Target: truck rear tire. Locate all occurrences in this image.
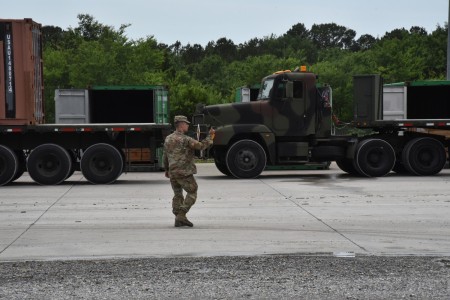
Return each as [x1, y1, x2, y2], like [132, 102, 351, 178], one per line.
[27, 144, 73, 185]
[336, 158, 359, 175]
[0, 145, 18, 186]
[80, 143, 123, 184]
[226, 140, 266, 179]
[354, 138, 395, 177]
[402, 137, 446, 176]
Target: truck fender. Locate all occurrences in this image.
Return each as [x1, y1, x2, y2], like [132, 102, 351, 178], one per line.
[214, 124, 276, 164]
[345, 137, 359, 159]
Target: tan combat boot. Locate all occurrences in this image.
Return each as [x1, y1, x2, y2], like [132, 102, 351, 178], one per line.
[175, 211, 193, 227]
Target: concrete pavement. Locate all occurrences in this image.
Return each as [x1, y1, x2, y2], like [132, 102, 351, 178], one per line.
[1, 163, 450, 261]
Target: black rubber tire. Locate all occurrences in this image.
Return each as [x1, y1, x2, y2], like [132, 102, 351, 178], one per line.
[65, 150, 78, 180]
[402, 137, 446, 176]
[353, 138, 395, 177]
[11, 150, 26, 182]
[392, 160, 409, 174]
[214, 159, 232, 176]
[226, 140, 266, 179]
[335, 157, 359, 175]
[0, 145, 18, 186]
[80, 143, 124, 184]
[213, 148, 232, 176]
[27, 144, 72, 185]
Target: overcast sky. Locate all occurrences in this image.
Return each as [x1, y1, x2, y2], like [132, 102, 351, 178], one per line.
[4, 0, 449, 46]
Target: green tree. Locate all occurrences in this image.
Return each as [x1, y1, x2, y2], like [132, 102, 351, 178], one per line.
[355, 34, 377, 51]
[180, 43, 205, 65]
[310, 23, 356, 49]
[192, 55, 226, 88]
[285, 23, 309, 39]
[238, 37, 262, 59]
[42, 26, 65, 49]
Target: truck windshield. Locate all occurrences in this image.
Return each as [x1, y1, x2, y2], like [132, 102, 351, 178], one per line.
[258, 79, 274, 100]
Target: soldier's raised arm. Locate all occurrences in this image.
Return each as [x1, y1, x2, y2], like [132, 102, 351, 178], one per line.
[189, 128, 215, 150]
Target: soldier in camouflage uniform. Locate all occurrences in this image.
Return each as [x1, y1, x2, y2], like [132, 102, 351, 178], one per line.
[163, 115, 215, 227]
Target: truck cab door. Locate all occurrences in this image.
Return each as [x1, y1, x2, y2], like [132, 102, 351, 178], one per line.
[271, 80, 313, 136]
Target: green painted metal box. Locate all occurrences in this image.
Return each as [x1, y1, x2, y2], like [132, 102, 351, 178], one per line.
[55, 85, 169, 124]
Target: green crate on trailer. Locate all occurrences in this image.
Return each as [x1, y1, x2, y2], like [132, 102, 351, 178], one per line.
[235, 84, 261, 103]
[154, 88, 169, 124]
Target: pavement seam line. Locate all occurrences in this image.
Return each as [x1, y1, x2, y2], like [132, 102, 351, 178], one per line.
[259, 179, 368, 253]
[0, 184, 76, 256]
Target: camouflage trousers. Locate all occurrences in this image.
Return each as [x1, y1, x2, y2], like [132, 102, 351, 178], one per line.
[170, 175, 198, 215]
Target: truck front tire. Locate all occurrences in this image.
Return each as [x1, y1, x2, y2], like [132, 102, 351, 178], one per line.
[213, 147, 232, 176]
[226, 140, 266, 179]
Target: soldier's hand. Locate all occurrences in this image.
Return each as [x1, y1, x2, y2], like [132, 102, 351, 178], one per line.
[209, 128, 215, 140]
[165, 170, 169, 178]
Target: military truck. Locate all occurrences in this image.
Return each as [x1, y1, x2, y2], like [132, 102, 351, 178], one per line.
[193, 68, 450, 178]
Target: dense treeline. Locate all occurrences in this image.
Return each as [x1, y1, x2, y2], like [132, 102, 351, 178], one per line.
[42, 14, 448, 122]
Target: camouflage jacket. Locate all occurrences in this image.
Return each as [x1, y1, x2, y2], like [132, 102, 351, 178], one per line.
[163, 131, 213, 178]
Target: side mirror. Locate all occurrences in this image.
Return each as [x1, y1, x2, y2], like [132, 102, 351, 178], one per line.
[285, 81, 293, 99]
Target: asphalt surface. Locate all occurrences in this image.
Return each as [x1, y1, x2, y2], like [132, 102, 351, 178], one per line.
[1, 163, 450, 298]
[1, 256, 450, 299]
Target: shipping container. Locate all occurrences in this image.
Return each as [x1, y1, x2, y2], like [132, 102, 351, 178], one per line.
[235, 85, 260, 103]
[89, 85, 169, 124]
[383, 81, 450, 120]
[55, 86, 169, 124]
[0, 18, 44, 125]
[55, 89, 89, 123]
[383, 81, 450, 142]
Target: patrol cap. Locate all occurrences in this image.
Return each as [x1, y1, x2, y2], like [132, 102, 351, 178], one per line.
[174, 115, 190, 124]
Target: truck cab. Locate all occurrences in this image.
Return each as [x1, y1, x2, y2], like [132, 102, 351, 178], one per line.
[193, 68, 335, 178]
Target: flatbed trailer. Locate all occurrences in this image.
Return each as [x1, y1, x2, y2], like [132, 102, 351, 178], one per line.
[356, 119, 450, 131]
[0, 123, 171, 185]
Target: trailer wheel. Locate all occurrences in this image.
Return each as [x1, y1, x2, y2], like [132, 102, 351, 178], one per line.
[65, 150, 78, 180]
[402, 137, 446, 176]
[11, 150, 27, 182]
[226, 140, 266, 179]
[0, 145, 18, 186]
[354, 138, 395, 177]
[80, 143, 123, 184]
[27, 144, 72, 185]
[336, 158, 359, 175]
